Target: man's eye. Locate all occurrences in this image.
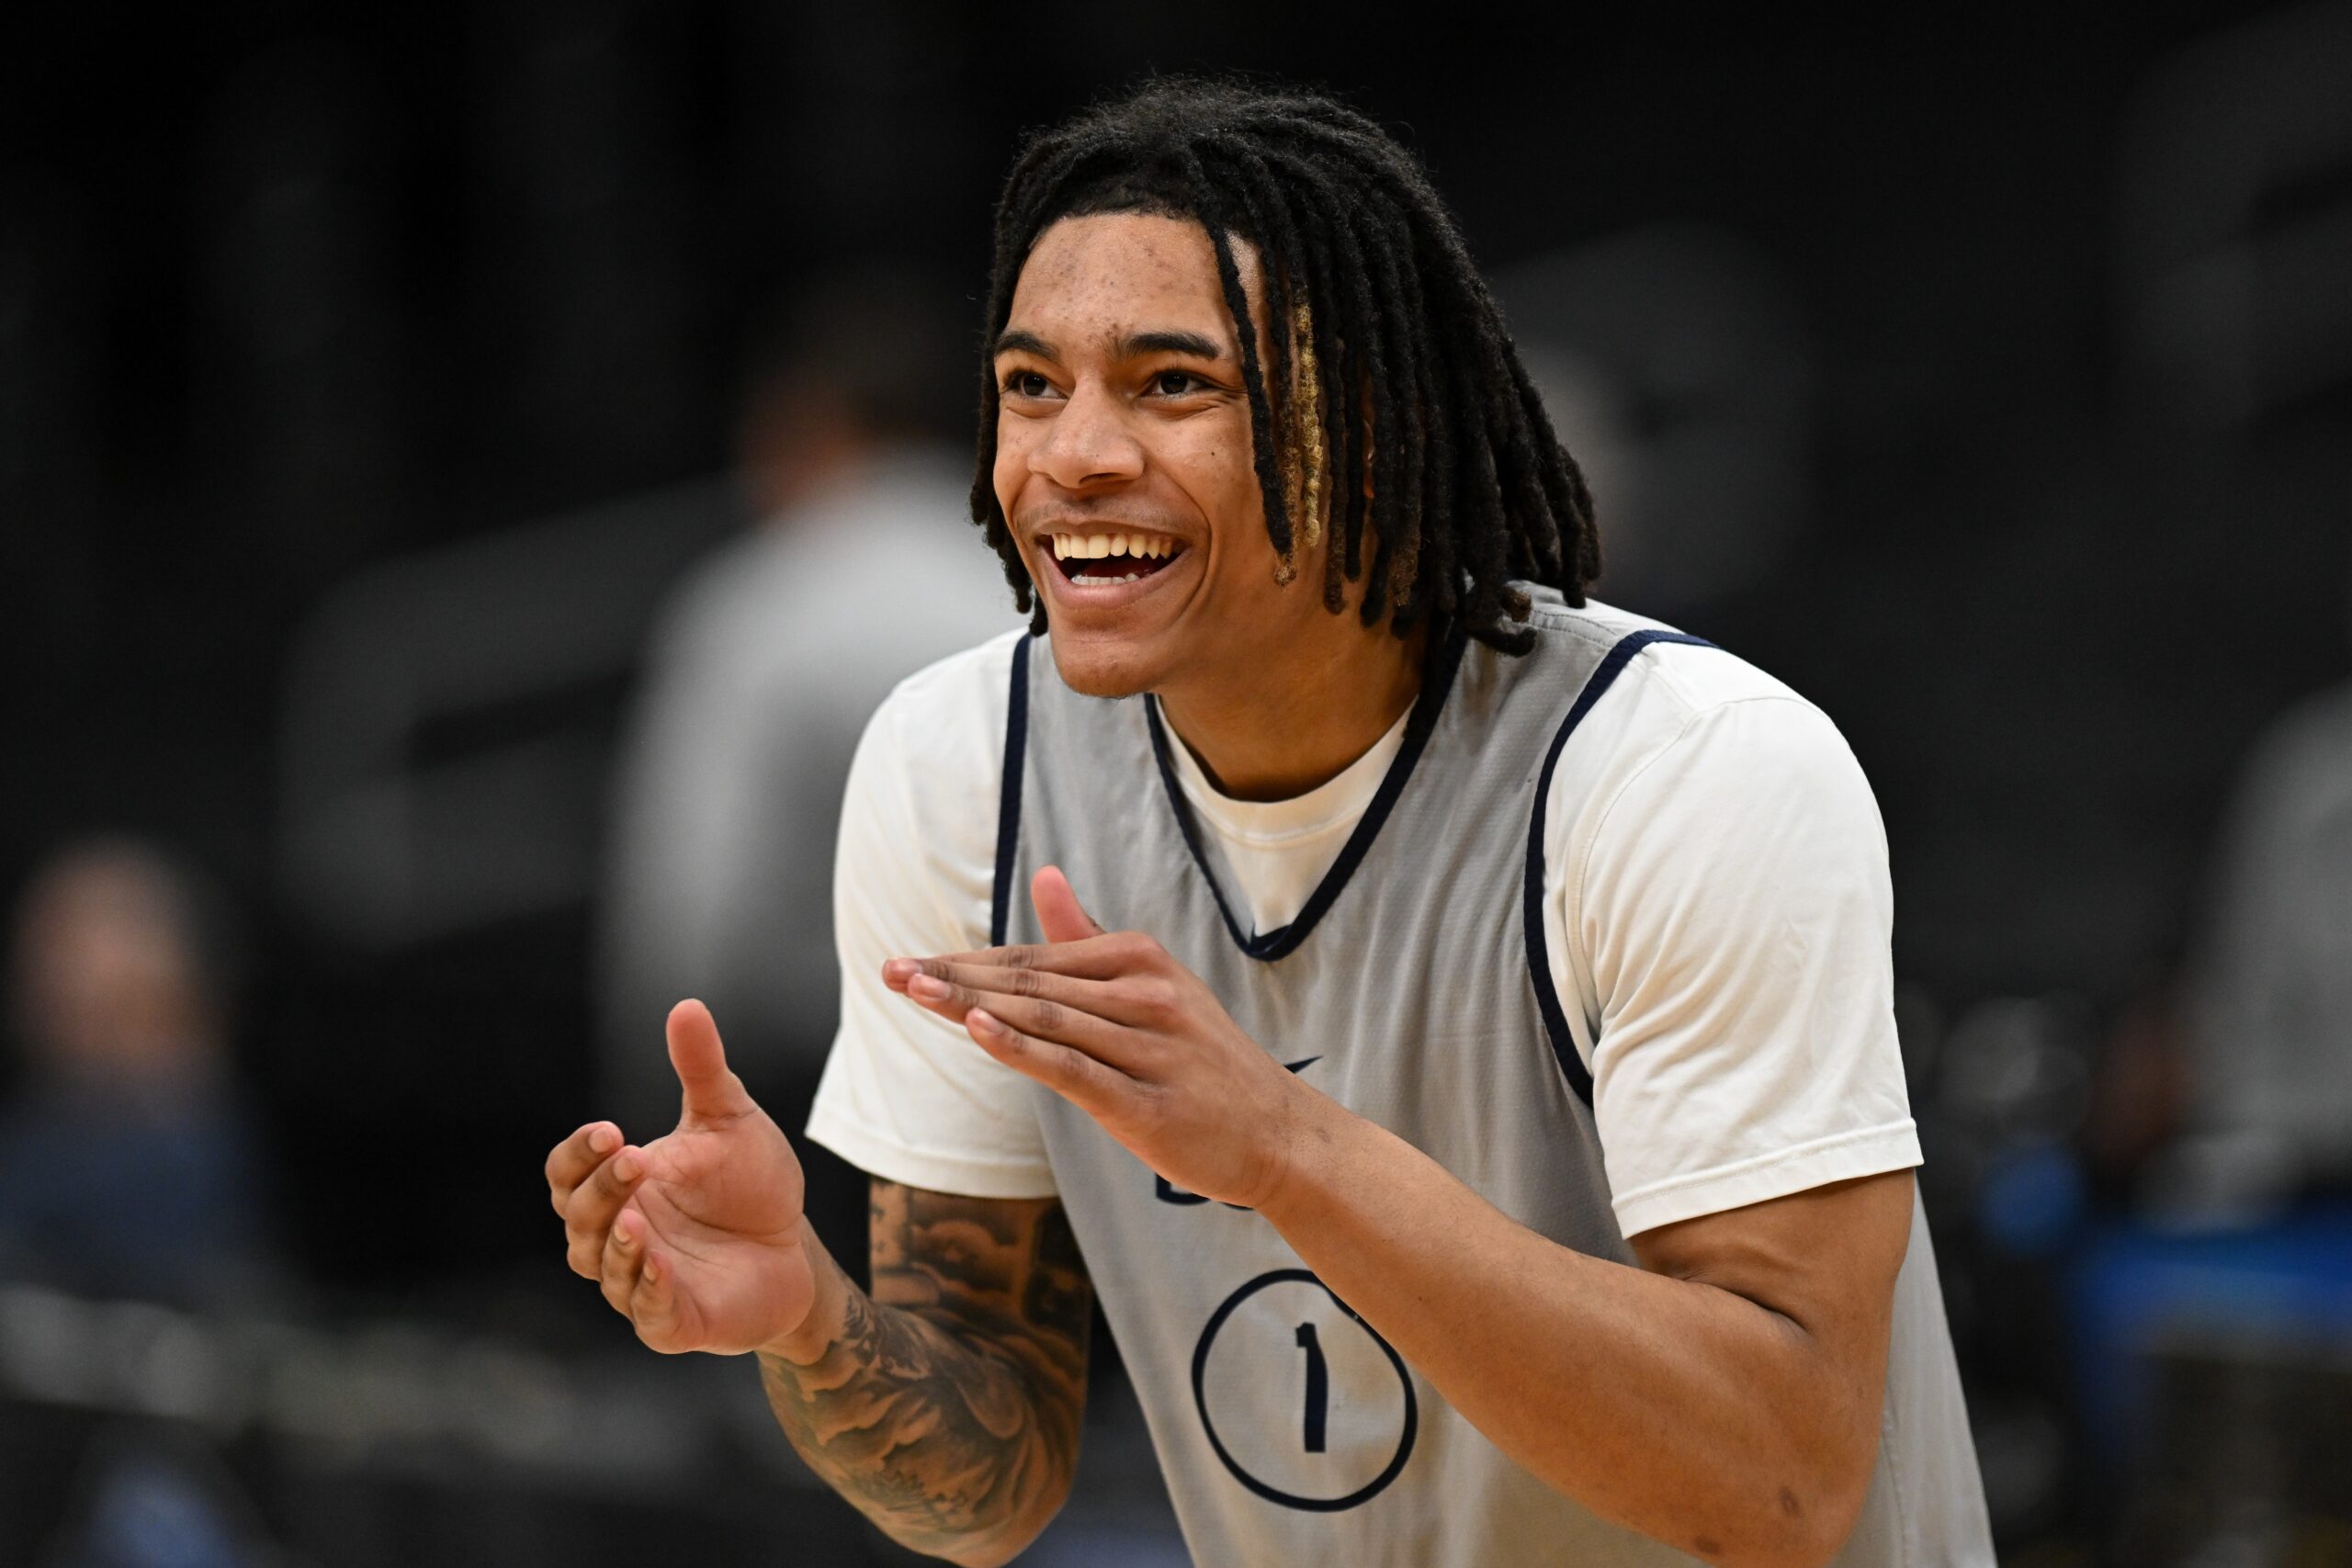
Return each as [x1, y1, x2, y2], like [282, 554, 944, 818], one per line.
[1004, 371, 1052, 398]
[1152, 370, 1203, 396]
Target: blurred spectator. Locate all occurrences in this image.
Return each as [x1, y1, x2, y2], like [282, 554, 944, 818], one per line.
[38, 1430, 284, 1568]
[596, 268, 1018, 1182]
[2153, 581, 2352, 1224]
[2063, 568, 2352, 1559]
[0, 839, 271, 1309]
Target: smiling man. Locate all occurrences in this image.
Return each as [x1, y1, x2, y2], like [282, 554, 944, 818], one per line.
[546, 80, 1992, 1567]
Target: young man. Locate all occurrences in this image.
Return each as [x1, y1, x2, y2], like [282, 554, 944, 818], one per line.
[546, 80, 1993, 1567]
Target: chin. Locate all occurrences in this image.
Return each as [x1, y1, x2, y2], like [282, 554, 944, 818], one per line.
[1045, 631, 1162, 699]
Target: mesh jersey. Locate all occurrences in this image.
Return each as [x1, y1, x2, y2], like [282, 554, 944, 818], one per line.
[999, 587, 1992, 1566]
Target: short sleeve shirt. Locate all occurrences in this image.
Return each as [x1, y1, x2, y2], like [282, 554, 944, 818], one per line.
[808, 614, 1919, 1236]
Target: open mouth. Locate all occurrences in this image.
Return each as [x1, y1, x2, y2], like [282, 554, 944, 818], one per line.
[1046, 531, 1186, 587]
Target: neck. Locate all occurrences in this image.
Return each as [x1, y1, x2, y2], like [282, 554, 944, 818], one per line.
[1157, 622, 1430, 802]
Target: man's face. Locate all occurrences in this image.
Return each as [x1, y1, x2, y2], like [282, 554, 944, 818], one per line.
[993, 211, 1329, 699]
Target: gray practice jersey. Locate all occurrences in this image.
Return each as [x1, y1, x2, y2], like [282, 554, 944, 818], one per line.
[998, 587, 1992, 1566]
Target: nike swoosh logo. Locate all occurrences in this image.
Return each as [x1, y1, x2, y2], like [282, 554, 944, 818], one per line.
[1283, 1055, 1321, 1075]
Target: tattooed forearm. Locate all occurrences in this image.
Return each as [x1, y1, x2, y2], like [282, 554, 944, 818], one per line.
[758, 1182, 1091, 1565]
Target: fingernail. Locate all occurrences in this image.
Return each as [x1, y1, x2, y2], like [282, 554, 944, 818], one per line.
[616, 1219, 638, 1249]
[968, 1009, 1004, 1036]
[590, 1126, 618, 1155]
[882, 958, 917, 984]
[613, 1154, 639, 1183]
[910, 974, 952, 1001]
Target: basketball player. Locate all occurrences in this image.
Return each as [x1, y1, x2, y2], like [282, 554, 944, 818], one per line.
[547, 80, 1993, 1566]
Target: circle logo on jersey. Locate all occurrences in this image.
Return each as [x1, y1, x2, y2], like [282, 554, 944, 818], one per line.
[1190, 1269, 1419, 1512]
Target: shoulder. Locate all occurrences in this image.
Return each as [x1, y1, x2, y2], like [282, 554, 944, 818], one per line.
[639, 530, 798, 665]
[1530, 599, 1885, 946]
[1524, 592, 1856, 797]
[2229, 683, 2352, 817]
[845, 629, 1029, 872]
[863, 627, 1027, 766]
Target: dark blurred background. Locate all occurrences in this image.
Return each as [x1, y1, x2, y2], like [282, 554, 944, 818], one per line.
[4, 3, 2350, 1564]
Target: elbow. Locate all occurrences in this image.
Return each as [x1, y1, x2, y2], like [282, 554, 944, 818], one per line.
[935, 1500, 1071, 1568]
[944, 1536, 1034, 1568]
[942, 1546, 1021, 1568]
[942, 1535, 1045, 1568]
[1708, 1469, 1873, 1568]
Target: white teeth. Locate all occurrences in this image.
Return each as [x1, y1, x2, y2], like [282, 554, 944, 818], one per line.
[1046, 532, 1183, 568]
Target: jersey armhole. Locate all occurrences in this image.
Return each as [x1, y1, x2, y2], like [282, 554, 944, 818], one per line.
[989, 633, 1033, 946]
[1522, 628, 1716, 1109]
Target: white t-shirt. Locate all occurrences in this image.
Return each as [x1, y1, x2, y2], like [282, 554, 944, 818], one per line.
[808, 615, 1919, 1237]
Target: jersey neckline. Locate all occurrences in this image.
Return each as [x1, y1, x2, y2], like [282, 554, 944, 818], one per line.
[1142, 630, 1469, 963]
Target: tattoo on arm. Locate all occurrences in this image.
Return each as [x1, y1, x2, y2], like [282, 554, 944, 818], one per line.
[759, 1181, 1091, 1560]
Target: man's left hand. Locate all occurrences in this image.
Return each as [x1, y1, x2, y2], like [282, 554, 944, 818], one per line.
[883, 865, 1321, 1211]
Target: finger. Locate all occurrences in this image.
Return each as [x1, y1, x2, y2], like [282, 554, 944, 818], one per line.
[1032, 864, 1104, 944]
[897, 970, 1146, 1063]
[898, 959, 1138, 1020]
[906, 959, 1160, 1027]
[547, 1121, 624, 1213]
[563, 1145, 650, 1276]
[629, 1244, 684, 1350]
[599, 1203, 650, 1315]
[668, 998, 755, 1126]
[966, 1007, 1135, 1118]
[886, 930, 1152, 986]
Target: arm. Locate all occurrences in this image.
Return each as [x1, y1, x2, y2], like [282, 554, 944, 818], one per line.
[891, 865, 1907, 1568]
[1256, 1100, 1906, 1568]
[759, 1181, 1091, 1568]
[546, 1003, 1088, 1568]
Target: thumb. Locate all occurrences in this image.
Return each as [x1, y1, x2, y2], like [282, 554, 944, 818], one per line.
[1031, 864, 1104, 945]
[667, 998, 754, 1125]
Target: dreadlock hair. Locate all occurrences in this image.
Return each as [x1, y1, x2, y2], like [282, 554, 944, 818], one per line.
[969, 76, 1602, 657]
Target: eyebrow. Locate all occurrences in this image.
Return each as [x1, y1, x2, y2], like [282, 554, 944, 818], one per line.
[1116, 329, 1227, 361]
[990, 327, 1230, 362]
[992, 328, 1057, 360]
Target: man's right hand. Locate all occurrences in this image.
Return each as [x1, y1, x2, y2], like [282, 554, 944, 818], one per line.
[546, 998, 817, 1354]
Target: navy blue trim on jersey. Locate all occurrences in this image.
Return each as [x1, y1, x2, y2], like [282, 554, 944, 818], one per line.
[1143, 631, 1468, 963]
[989, 634, 1034, 947]
[1524, 629, 1716, 1106]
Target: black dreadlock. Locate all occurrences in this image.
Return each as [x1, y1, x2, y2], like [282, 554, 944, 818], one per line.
[969, 77, 1602, 656]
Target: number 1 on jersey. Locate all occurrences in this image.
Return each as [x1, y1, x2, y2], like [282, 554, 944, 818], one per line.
[1294, 1322, 1329, 1453]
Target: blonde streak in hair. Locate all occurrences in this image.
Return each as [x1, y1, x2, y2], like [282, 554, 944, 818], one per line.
[1290, 299, 1328, 555]
[1273, 383, 1304, 588]
[1385, 515, 1423, 614]
[1270, 297, 1321, 589]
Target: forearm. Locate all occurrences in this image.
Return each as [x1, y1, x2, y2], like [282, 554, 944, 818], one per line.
[758, 1205, 1085, 1567]
[1259, 1101, 1884, 1568]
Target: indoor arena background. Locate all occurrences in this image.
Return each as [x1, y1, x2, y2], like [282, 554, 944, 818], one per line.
[2, 5, 2348, 1564]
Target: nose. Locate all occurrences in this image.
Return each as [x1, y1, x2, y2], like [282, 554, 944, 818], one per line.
[1030, 378, 1145, 491]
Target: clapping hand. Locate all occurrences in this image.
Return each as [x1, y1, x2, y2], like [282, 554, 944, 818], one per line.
[545, 1001, 817, 1354]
